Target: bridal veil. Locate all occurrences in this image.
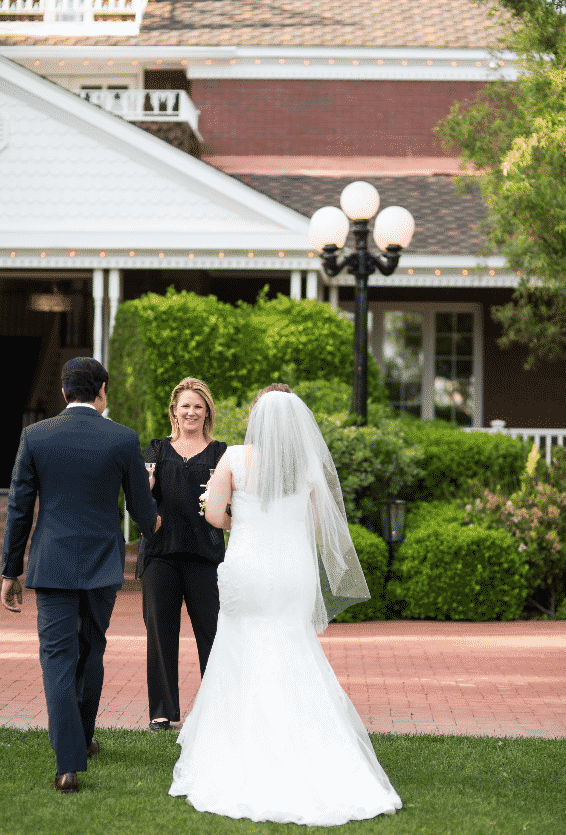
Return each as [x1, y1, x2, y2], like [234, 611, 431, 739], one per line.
[244, 390, 370, 633]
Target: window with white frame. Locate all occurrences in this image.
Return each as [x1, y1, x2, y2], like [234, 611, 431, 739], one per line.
[372, 302, 483, 427]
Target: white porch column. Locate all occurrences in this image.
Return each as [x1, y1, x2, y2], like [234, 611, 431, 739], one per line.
[108, 269, 122, 341]
[290, 270, 302, 300]
[306, 270, 318, 301]
[92, 269, 104, 364]
[104, 268, 122, 369]
[329, 286, 339, 310]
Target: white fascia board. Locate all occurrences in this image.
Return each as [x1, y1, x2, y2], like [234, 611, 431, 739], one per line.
[0, 55, 310, 236]
[323, 253, 519, 287]
[0, 45, 520, 82]
[0, 22, 141, 36]
[0, 231, 311, 250]
[0, 252, 317, 270]
[401, 255, 508, 269]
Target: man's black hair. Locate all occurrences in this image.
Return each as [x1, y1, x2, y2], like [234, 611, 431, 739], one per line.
[61, 357, 109, 404]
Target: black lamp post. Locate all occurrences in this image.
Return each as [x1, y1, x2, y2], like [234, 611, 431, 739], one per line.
[309, 182, 415, 425]
[377, 456, 408, 570]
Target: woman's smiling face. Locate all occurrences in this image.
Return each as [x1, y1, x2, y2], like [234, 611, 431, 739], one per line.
[174, 389, 207, 437]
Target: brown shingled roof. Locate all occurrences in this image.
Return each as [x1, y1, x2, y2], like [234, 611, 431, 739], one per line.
[231, 174, 488, 256]
[0, 0, 510, 48]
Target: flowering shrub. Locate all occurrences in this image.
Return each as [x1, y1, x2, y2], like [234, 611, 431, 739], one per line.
[464, 446, 566, 616]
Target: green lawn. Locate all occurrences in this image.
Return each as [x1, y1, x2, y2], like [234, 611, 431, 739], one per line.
[0, 728, 564, 835]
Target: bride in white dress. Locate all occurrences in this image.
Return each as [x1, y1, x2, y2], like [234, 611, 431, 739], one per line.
[169, 386, 402, 825]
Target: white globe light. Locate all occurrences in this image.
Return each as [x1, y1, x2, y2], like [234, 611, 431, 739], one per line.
[340, 181, 380, 220]
[373, 206, 415, 250]
[308, 206, 350, 251]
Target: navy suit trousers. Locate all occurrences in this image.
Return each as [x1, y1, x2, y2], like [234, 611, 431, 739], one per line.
[35, 586, 116, 775]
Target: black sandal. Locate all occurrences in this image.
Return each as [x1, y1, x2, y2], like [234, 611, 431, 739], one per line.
[149, 719, 170, 731]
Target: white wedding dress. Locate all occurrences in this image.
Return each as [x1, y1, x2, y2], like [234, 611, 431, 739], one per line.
[169, 445, 402, 825]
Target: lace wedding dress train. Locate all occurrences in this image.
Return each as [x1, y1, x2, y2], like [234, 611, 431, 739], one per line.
[169, 445, 402, 826]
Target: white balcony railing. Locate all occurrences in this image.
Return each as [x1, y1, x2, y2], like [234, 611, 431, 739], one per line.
[0, 0, 147, 31]
[74, 89, 202, 139]
[464, 421, 566, 467]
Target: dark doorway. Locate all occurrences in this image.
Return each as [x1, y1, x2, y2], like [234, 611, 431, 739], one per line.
[1, 335, 42, 488]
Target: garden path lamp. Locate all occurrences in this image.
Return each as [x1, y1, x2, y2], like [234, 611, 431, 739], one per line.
[377, 456, 408, 568]
[309, 181, 415, 425]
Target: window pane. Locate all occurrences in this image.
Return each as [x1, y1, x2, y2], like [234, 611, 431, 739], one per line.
[434, 312, 474, 426]
[456, 313, 473, 332]
[436, 313, 453, 334]
[435, 335, 453, 356]
[435, 358, 452, 378]
[455, 334, 473, 355]
[383, 311, 423, 416]
[456, 358, 473, 377]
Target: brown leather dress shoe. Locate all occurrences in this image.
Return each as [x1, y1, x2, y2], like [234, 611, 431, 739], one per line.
[53, 772, 79, 793]
[86, 738, 100, 759]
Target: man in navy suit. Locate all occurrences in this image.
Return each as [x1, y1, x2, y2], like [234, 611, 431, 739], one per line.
[1, 357, 160, 793]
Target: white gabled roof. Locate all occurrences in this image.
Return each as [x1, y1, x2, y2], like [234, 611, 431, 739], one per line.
[0, 55, 310, 257]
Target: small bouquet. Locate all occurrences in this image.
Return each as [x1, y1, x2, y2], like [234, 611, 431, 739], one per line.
[198, 485, 210, 517]
[199, 469, 215, 516]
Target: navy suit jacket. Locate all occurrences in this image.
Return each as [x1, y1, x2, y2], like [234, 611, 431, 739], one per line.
[1, 406, 158, 589]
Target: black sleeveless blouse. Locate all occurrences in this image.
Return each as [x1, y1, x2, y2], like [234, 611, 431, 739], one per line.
[141, 437, 227, 565]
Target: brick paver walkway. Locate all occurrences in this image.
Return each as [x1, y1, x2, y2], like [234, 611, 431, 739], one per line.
[2, 590, 565, 738]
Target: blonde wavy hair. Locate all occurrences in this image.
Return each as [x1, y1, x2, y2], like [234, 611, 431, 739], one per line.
[169, 378, 216, 443]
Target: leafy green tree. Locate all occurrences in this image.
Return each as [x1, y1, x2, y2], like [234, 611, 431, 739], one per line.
[436, 0, 566, 364]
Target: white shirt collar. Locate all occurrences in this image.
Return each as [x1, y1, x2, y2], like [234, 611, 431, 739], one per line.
[66, 402, 97, 411]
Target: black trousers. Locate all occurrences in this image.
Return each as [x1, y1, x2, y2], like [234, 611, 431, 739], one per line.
[35, 586, 116, 775]
[141, 555, 220, 722]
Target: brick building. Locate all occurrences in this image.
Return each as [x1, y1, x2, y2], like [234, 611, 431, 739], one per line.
[0, 0, 563, 486]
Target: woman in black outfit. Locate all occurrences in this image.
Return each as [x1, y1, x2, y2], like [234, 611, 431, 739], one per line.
[136, 377, 227, 731]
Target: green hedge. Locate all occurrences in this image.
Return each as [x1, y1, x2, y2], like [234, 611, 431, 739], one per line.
[333, 523, 390, 623]
[404, 500, 467, 534]
[400, 422, 529, 501]
[317, 412, 423, 525]
[388, 521, 529, 621]
[108, 288, 385, 450]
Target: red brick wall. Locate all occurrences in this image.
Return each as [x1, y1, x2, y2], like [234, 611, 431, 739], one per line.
[190, 79, 484, 156]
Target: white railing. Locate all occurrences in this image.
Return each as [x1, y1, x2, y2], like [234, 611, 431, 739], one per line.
[0, 0, 147, 32]
[464, 421, 566, 467]
[0, 0, 42, 12]
[74, 88, 202, 138]
[0, 0, 146, 22]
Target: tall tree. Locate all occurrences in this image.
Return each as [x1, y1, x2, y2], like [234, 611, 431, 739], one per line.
[436, 0, 566, 367]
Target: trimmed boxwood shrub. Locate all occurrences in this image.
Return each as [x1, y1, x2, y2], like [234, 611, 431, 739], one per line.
[404, 500, 468, 534]
[291, 377, 388, 414]
[249, 292, 385, 397]
[317, 413, 423, 525]
[400, 421, 529, 501]
[333, 524, 390, 623]
[388, 522, 529, 621]
[108, 288, 386, 450]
